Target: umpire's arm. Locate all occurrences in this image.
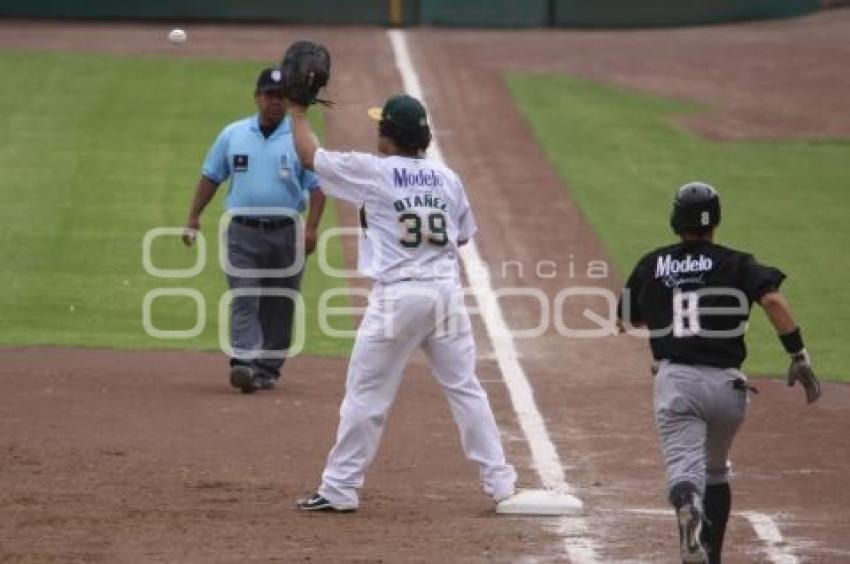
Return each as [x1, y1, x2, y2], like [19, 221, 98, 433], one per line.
[183, 175, 220, 247]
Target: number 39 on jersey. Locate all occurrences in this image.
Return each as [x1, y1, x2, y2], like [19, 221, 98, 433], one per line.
[398, 211, 448, 248]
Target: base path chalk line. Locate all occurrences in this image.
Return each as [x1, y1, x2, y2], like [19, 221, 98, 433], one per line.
[622, 508, 801, 563]
[387, 29, 599, 563]
[741, 511, 800, 564]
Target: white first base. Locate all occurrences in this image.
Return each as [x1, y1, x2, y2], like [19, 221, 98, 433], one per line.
[496, 489, 584, 516]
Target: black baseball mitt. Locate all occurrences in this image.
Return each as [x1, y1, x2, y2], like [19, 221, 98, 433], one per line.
[280, 40, 331, 106]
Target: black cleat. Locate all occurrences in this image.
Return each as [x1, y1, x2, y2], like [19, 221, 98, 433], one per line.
[678, 495, 709, 563]
[296, 493, 356, 513]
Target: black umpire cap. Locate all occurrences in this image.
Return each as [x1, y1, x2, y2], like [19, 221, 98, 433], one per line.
[256, 68, 284, 92]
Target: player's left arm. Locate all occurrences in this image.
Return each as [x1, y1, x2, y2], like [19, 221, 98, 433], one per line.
[758, 291, 821, 404]
[288, 104, 320, 171]
[304, 188, 326, 256]
[287, 100, 378, 206]
[759, 291, 796, 334]
[742, 253, 821, 403]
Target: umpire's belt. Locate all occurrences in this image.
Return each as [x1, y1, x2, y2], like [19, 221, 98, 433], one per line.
[232, 216, 294, 230]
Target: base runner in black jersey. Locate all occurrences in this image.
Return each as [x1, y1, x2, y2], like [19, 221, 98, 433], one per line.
[617, 182, 821, 564]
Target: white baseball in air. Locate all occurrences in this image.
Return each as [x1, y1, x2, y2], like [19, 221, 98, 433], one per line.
[168, 28, 187, 45]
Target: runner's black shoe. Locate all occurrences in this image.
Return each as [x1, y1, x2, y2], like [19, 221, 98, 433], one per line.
[677, 494, 709, 563]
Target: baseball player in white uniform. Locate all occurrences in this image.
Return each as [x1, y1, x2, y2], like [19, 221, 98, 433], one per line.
[287, 93, 517, 512]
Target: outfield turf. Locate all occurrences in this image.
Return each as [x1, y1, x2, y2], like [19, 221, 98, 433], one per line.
[508, 74, 849, 380]
[0, 50, 353, 356]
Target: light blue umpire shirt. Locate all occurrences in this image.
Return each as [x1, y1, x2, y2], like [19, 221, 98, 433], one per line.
[202, 114, 320, 214]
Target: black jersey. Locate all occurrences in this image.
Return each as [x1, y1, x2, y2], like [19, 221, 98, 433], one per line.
[618, 240, 786, 369]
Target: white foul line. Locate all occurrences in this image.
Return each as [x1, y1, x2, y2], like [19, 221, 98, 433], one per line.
[741, 512, 799, 564]
[624, 508, 799, 563]
[386, 30, 599, 563]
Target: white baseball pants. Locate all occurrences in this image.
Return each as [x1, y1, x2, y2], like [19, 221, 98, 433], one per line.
[318, 280, 517, 509]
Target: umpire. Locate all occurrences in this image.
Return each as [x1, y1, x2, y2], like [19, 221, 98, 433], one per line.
[183, 68, 325, 393]
[618, 182, 820, 564]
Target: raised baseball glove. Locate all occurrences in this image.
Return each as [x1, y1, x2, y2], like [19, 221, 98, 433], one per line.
[787, 349, 821, 404]
[280, 40, 331, 106]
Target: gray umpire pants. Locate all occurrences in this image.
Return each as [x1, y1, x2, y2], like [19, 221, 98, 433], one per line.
[226, 219, 302, 377]
[654, 361, 748, 496]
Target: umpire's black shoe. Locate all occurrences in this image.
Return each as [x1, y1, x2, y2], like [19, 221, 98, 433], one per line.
[229, 365, 258, 394]
[296, 493, 357, 513]
[257, 373, 279, 391]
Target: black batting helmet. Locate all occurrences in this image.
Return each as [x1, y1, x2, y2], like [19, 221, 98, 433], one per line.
[670, 182, 721, 235]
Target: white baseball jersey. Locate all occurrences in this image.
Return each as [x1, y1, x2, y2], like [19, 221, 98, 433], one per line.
[314, 148, 477, 283]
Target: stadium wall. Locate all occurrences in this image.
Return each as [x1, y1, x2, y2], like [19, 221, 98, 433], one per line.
[0, 0, 418, 25]
[0, 0, 824, 28]
[552, 0, 821, 27]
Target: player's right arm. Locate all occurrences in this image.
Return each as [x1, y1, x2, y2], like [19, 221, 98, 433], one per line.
[617, 258, 649, 333]
[456, 178, 478, 246]
[184, 126, 230, 247]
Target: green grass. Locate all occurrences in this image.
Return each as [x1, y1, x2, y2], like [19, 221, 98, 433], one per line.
[508, 74, 849, 380]
[0, 50, 353, 356]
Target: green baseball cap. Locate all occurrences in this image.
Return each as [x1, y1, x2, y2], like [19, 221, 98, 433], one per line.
[367, 94, 428, 130]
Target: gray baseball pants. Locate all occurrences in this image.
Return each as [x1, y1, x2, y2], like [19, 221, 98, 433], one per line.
[226, 219, 302, 376]
[654, 361, 748, 496]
